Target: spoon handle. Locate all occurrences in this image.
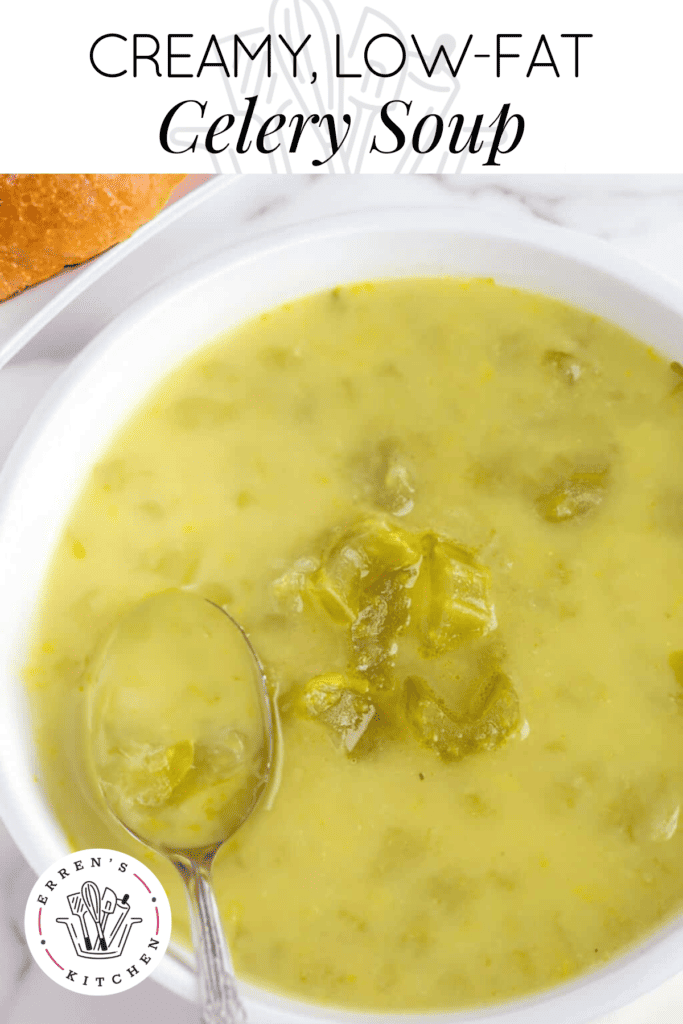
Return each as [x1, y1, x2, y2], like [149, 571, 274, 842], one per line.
[177, 861, 247, 1024]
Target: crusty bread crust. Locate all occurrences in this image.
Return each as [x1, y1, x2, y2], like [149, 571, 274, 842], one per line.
[0, 174, 185, 301]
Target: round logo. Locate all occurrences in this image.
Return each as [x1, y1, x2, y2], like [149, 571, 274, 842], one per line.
[24, 848, 172, 995]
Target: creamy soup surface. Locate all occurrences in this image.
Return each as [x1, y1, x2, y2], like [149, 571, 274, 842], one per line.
[27, 279, 683, 1011]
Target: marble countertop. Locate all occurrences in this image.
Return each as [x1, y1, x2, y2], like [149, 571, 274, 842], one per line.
[1, 173, 683, 1024]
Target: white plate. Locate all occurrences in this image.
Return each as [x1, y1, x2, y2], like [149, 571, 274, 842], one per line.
[1, 207, 683, 1024]
[0, 176, 232, 371]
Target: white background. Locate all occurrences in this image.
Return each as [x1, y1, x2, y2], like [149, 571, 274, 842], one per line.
[1, 0, 682, 172]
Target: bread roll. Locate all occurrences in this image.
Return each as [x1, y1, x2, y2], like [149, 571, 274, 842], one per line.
[0, 174, 185, 302]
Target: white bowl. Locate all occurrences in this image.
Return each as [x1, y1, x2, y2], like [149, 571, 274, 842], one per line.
[1, 208, 683, 1024]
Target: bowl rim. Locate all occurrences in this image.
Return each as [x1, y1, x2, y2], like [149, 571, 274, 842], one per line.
[1, 205, 683, 1024]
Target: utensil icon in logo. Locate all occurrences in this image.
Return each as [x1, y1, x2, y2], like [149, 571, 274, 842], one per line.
[57, 884, 141, 960]
[81, 881, 106, 951]
[100, 886, 117, 939]
[66, 892, 92, 951]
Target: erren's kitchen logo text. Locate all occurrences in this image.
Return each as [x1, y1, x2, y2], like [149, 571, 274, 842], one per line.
[24, 848, 172, 995]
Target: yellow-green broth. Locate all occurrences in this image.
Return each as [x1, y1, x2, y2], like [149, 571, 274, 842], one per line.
[26, 278, 683, 1011]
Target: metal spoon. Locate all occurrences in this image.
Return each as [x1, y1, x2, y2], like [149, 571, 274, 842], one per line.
[86, 589, 274, 1024]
